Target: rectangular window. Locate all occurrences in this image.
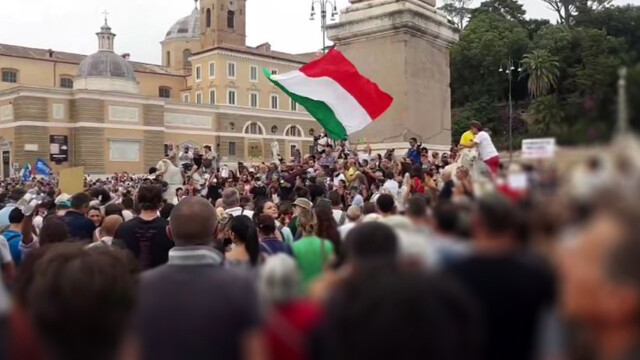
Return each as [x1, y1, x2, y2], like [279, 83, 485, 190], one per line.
[109, 140, 140, 162]
[195, 65, 202, 82]
[208, 61, 215, 79]
[195, 91, 203, 104]
[183, 93, 190, 103]
[60, 77, 73, 89]
[290, 99, 298, 111]
[209, 89, 216, 104]
[1, 70, 17, 83]
[271, 69, 279, 75]
[159, 87, 171, 98]
[227, 89, 237, 105]
[250, 92, 259, 108]
[229, 142, 236, 156]
[227, 62, 236, 79]
[250, 65, 258, 82]
[270, 94, 279, 110]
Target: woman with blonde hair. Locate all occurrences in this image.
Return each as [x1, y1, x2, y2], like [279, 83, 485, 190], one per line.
[291, 205, 335, 293]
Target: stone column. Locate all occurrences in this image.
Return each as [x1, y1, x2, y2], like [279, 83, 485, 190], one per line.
[326, 0, 458, 148]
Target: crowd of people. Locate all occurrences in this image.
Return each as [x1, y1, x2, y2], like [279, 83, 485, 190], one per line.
[1, 121, 640, 360]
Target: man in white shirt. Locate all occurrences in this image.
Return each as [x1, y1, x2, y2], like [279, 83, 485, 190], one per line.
[470, 121, 500, 174]
[382, 170, 399, 200]
[222, 188, 254, 218]
[338, 205, 362, 241]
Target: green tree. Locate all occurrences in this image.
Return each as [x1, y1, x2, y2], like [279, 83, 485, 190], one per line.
[474, 0, 527, 23]
[540, 0, 612, 25]
[520, 50, 560, 98]
[529, 95, 566, 135]
[439, 0, 474, 29]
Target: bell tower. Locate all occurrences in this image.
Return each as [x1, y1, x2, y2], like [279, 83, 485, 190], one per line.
[199, 0, 247, 48]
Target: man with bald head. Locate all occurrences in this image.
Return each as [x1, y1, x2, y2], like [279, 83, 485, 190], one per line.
[87, 215, 123, 248]
[137, 196, 261, 360]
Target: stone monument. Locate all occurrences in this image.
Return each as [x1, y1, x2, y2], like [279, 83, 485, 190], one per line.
[326, 0, 459, 150]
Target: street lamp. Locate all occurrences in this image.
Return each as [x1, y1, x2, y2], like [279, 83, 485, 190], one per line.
[310, 0, 339, 53]
[498, 58, 521, 163]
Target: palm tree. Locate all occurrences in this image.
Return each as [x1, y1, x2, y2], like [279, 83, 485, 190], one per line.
[520, 50, 560, 99]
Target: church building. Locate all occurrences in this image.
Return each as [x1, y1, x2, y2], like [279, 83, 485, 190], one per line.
[0, 0, 318, 177]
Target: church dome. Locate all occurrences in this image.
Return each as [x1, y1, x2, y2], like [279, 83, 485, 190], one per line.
[77, 51, 136, 81]
[165, 7, 200, 40]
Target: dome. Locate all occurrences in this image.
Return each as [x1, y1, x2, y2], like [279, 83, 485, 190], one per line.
[165, 8, 200, 40]
[77, 51, 136, 81]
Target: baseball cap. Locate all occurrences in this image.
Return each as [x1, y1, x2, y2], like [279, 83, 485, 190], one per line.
[293, 198, 312, 212]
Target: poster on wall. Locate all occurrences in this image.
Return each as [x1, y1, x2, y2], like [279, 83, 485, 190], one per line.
[50, 135, 69, 163]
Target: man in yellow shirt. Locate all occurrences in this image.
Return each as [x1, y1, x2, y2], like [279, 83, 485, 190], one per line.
[460, 129, 475, 148]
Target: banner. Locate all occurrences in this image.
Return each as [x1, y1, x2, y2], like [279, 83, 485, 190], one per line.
[21, 164, 32, 183]
[35, 158, 52, 177]
[59, 167, 85, 195]
[522, 138, 556, 159]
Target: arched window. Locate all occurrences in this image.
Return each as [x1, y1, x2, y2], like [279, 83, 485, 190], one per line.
[166, 51, 171, 66]
[286, 125, 303, 137]
[159, 86, 172, 98]
[244, 122, 264, 135]
[271, 125, 278, 134]
[183, 49, 192, 69]
[227, 10, 235, 29]
[60, 77, 73, 89]
[206, 8, 212, 28]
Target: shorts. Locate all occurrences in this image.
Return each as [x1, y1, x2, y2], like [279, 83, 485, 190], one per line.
[484, 156, 500, 174]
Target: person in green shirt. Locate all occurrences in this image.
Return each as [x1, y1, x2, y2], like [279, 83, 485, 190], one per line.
[291, 201, 335, 293]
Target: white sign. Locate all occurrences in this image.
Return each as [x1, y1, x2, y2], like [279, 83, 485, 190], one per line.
[165, 113, 212, 129]
[52, 103, 65, 119]
[24, 144, 38, 152]
[108, 106, 139, 122]
[0, 105, 13, 121]
[522, 138, 556, 159]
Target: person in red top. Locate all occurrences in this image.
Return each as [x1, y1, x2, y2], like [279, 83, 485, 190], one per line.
[410, 166, 425, 195]
[260, 254, 323, 360]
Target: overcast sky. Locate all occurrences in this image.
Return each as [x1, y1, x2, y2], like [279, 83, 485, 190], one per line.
[0, 0, 638, 64]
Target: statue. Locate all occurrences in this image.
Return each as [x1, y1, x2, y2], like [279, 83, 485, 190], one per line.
[156, 159, 183, 204]
[446, 147, 494, 197]
[271, 141, 280, 165]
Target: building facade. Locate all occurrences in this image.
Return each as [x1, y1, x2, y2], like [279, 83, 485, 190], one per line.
[0, 0, 318, 177]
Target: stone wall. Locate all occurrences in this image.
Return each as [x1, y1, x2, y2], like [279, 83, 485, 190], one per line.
[74, 127, 105, 173]
[14, 126, 48, 166]
[71, 99, 104, 123]
[13, 96, 48, 121]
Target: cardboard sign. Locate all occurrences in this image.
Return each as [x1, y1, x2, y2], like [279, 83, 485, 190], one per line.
[522, 138, 556, 159]
[59, 167, 85, 195]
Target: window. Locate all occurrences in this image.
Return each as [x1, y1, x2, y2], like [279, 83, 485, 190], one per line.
[271, 69, 278, 75]
[250, 92, 259, 108]
[166, 51, 171, 66]
[250, 65, 258, 82]
[270, 94, 279, 110]
[183, 49, 192, 68]
[1, 69, 17, 83]
[286, 126, 302, 137]
[159, 86, 171, 98]
[229, 142, 236, 156]
[290, 99, 297, 112]
[183, 93, 190, 103]
[227, 10, 235, 29]
[271, 125, 278, 134]
[60, 77, 73, 89]
[245, 122, 264, 135]
[208, 61, 215, 79]
[109, 140, 140, 162]
[195, 65, 202, 81]
[196, 91, 203, 104]
[209, 89, 216, 104]
[227, 89, 236, 105]
[206, 8, 212, 27]
[227, 62, 236, 79]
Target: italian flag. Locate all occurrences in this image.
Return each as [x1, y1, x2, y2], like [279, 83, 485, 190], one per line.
[264, 49, 393, 140]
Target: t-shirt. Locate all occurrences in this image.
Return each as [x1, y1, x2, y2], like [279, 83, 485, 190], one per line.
[3, 230, 23, 266]
[460, 130, 475, 147]
[447, 253, 555, 360]
[115, 216, 174, 270]
[292, 236, 335, 293]
[474, 131, 499, 161]
[60, 210, 96, 241]
[383, 179, 399, 199]
[250, 185, 268, 202]
[0, 204, 17, 227]
[0, 236, 12, 265]
[332, 209, 346, 226]
[260, 238, 292, 256]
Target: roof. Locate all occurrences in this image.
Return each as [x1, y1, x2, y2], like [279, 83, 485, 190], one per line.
[192, 43, 321, 65]
[0, 43, 184, 77]
[165, 7, 200, 41]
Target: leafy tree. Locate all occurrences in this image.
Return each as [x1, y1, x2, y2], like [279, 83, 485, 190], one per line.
[474, 0, 527, 23]
[540, 0, 613, 25]
[523, 18, 552, 39]
[450, 12, 530, 106]
[439, 0, 474, 29]
[520, 50, 560, 98]
[529, 95, 566, 135]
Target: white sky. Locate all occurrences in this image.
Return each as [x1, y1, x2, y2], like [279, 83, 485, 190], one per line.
[0, 0, 638, 64]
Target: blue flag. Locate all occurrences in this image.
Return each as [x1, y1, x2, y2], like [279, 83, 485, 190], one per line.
[21, 164, 31, 183]
[35, 158, 52, 177]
